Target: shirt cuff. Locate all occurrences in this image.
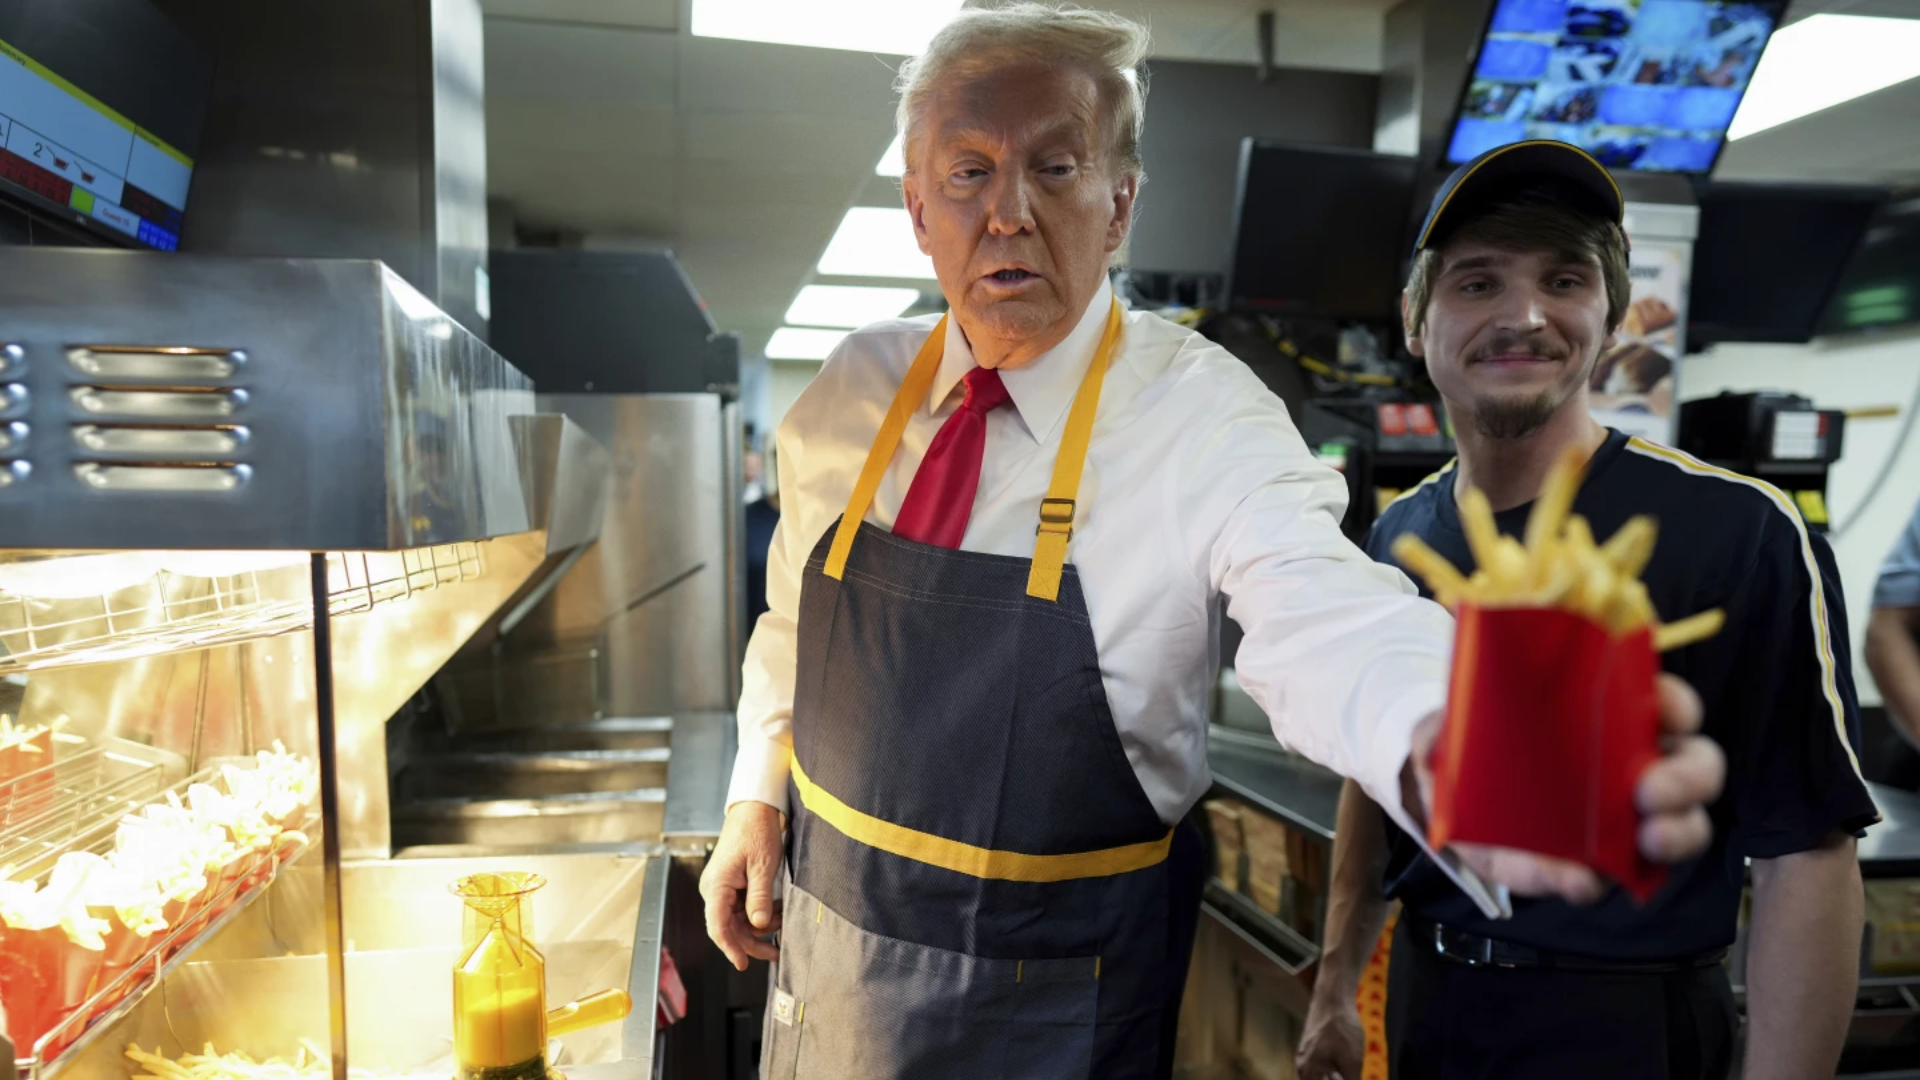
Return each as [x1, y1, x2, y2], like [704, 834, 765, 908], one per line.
[1360, 685, 1512, 921]
[726, 734, 793, 818]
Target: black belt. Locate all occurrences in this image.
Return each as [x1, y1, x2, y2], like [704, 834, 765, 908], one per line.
[1414, 917, 1727, 975]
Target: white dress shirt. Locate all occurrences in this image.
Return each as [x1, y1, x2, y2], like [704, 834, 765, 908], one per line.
[733, 280, 1496, 913]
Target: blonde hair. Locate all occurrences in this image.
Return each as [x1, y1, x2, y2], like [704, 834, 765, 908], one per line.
[894, 3, 1151, 180]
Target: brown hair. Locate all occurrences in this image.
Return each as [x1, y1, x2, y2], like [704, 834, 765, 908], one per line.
[1403, 188, 1631, 338]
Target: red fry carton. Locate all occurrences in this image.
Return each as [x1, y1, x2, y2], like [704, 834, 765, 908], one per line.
[1426, 603, 1668, 902]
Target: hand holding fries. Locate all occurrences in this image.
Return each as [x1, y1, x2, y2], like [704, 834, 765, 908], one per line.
[1392, 446, 1724, 902]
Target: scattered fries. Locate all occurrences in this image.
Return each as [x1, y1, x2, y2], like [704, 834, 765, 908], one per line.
[1392, 446, 1723, 652]
[126, 1042, 382, 1080]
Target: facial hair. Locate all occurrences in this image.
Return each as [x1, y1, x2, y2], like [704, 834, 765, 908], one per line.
[1473, 392, 1562, 440]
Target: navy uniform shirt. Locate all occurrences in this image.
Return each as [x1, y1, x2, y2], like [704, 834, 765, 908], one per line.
[1367, 429, 1880, 960]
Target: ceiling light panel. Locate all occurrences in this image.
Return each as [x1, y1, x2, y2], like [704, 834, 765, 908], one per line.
[786, 285, 921, 328]
[692, 0, 966, 56]
[1728, 15, 1920, 140]
[876, 133, 906, 177]
[766, 327, 851, 360]
[817, 207, 937, 279]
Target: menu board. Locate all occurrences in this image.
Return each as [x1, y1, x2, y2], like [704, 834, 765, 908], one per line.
[1448, 0, 1786, 174]
[0, 34, 193, 249]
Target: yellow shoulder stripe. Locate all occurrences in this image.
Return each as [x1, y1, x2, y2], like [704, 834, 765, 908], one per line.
[1385, 458, 1458, 512]
[1623, 437, 1860, 779]
[790, 755, 1174, 882]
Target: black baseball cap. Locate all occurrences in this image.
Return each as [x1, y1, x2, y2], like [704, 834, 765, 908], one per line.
[1414, 140, 1625, 256]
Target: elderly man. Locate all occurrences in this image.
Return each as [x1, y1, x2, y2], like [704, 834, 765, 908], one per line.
[702, 6, 1723, 1077]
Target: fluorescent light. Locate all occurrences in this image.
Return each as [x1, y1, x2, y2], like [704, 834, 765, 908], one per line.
[818, 207, 937, 279]
[876, 133, 906, 177]
[767, 327, 850, 360]
[1728, 15, 1920, 140]
[692, 0, 965, 55]
[786, 285, 920, 328]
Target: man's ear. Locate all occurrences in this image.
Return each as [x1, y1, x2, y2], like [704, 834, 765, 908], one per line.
[1105, 172, 1139, 254]
[1402, 290, 1426, 358]
[902, 169, 934, 256]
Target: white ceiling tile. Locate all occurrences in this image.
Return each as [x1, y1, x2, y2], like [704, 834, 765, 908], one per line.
[681, 109, 891, 168]
[485, 19, 679, 105]
[677, 35, 901, 115]
[482, 0, 678, 30]
[487, 101, 679, 156]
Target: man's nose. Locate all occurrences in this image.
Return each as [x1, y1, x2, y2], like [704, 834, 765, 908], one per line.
[1493, 285, 1551, 334]
[984, 171, 1035, 236]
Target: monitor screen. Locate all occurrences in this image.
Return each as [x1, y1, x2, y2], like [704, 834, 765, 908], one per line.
[1226, 141, 1419, 323]
[0, 0, 212, 250]
[1446, 0, 1786, 174]
[1687, 181, 1884, 347]
[1817, 195, 1920, 336]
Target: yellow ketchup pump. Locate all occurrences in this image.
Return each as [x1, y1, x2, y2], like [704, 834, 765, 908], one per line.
[450, 873, 632, 1080]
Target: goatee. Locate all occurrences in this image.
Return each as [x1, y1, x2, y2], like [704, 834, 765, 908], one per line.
[1472, 393, 1561, 440]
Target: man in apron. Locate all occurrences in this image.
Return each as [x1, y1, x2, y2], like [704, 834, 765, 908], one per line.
[704, 7, 1726, 1078]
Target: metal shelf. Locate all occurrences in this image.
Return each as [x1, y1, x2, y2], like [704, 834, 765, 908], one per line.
[0, 544, 486, 675]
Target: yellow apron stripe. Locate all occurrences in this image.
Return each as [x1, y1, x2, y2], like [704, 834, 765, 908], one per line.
[1094, 955, 1102, 980]
[1016, 960, 1023, 983]
[1623, 439, 1859, 777]
[825, 316, 951, 581]
[791, 754, 1174, 882]
[1026, 301, 1125, 601]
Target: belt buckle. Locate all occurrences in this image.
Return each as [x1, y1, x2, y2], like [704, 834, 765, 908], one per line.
[1432, 924, 1494, 968]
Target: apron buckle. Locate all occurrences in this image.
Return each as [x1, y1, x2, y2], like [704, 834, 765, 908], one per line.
[1037, 498, 1076, 539]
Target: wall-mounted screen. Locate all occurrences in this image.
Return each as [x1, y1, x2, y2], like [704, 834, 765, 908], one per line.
[1446, 0, 1787, 174]
[0, 0, 212, 250]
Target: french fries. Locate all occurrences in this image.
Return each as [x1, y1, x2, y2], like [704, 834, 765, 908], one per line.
[1392, 446, 1723, 652]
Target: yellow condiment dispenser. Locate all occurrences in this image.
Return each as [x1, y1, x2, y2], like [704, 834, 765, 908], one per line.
[450, 872, 634, 1080]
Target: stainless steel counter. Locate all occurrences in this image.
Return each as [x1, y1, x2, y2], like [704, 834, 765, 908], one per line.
[1207, 726, 1342, 842]
[1208, 722, 1920, 874]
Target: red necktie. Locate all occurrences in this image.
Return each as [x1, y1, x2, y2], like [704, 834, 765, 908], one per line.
[892, 366, 1012, 548]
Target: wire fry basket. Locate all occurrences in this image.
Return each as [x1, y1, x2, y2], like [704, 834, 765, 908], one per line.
[0, 543, 487, 676]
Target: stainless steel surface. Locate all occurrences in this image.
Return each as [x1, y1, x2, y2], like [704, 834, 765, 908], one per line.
[661, 709, 734, 847]
[722, 401, 745, 708]
[513, 414, 612, 558]
[519, 395, 738, 721]
[0, 249, 534, 549]
[150, 0, 492, 338]
[393, 790, 668, 849]
[464, 717, 675, 753]
[1208, 725, 1342, 843]
[45, 850, 669, 1080]
[402, 749, 672, 799]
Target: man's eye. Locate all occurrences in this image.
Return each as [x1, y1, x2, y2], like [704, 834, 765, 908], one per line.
[1552, 276, 1584, 289]
[1041, 164, 1074, 177]
[1460, 280, 1491, 294]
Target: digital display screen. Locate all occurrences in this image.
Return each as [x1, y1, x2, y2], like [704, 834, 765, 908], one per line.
[1446, 0, 1786, 174]
[0, 0, 210, 250]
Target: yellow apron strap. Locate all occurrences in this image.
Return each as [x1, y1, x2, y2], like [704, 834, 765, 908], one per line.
[823, 300, 1124, 602]
[823, 315, 949, 581]
[1025, 300, 1124, 601]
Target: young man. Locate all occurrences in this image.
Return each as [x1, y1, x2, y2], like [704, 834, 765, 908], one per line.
[1297, 142, 1879, 1080]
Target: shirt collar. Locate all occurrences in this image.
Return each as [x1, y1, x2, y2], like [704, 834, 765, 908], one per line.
[929, 277, 1116, 444]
